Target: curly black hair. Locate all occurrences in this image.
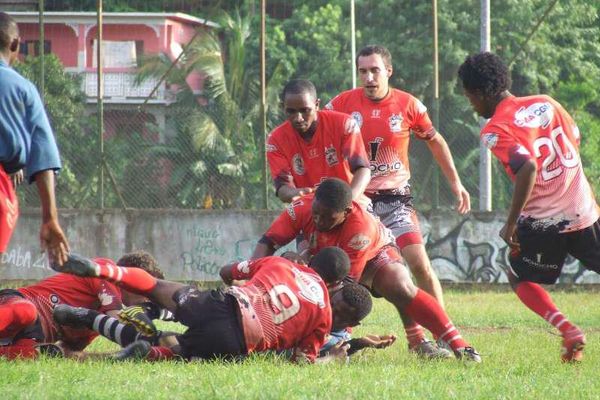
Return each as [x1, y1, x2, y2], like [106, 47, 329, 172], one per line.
[458, 52, 511, 98]
[117, 250, 165, 279]
[314, 178, 352, 212]
[280, 79, 317, 103]
[310, 246, 350, 284]
[341, 283, 372, 322]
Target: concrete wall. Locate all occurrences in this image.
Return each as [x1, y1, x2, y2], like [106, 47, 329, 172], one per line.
[2, 208, 598, 284]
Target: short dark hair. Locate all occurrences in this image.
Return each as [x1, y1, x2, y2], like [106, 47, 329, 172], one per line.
[0, 12, 18, 52]
[356, 45, 392, 68]
[314, 178, 352, 212]
[310, 246, 350, 284]
[341, 283, 372, 322]
[281, 79, 317, 103]
[117, 250, 165, 279]
[458, 52, 511, 98]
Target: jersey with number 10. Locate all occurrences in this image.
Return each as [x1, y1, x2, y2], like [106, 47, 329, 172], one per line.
[480, 95, 599, 232]
[326, 88, 436, 193]
[227, 256, 331, 362]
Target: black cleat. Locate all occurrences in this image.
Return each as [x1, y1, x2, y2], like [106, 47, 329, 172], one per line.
[53, 304, 94, 328]
[454, 346, 482, 363]
[51, 253, 100, 277]
[36, 343, 64, 358]
[113, 340, 152, 361]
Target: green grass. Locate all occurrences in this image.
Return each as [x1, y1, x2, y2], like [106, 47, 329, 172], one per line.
[1, 289, 599, 400]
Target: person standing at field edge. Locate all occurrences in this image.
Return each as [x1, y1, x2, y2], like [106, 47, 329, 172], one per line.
[458, 51, 600, 362]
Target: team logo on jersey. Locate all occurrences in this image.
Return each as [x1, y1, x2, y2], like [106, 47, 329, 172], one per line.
[293, 267, 326, 308]
[99, 291, 114, 306]
[481, 133, 499, 149]
[308, 148, 319, 159]
[286, 202, 299, 221]
[324, 145, 339, 166]
[389, 114, 403, 133]
[237, 260, 250, 274]
[345, 117, 360, 134]
[350, 112, 363, 128]
[348, 234, 371, 251]
[292, 153, 305, 175]
[371, 109, 381, 119]
[514, 102, 554, 129]
[266, 143, 277, 153]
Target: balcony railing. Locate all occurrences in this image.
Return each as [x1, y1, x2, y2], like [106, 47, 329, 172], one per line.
[80, 71, 173, 104]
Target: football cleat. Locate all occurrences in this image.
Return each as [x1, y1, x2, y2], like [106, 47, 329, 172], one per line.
[454, 346, 482, 363]
[53, 304, 94, 328]
[118, 305, 158, 336]
[409, 339, 453, 359]
[51, 253, 100, 277]
[561, 328, 586, 363]
[113, 340, 152, 361]
[36, 343, 64, 358]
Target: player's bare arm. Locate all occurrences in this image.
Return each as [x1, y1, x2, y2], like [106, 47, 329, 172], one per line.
[277, 185, 314, 203]
[35, 169, 70, 266]
[425, 133, 471, 214]
[349, 166, 371, 201]
[500, 159, 537, 249]
[251, 237, 277, 259]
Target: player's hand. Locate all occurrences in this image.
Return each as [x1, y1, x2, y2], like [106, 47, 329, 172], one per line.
[355, 334, 397, 350]
[327, 341, 350, 363]
[10, 170, 24, 188]
[118, 305, 158, 336]
[499, 222, 519, 250]
[452, 183, 471, 214]
[290, 187, 314, 201]
[40, 219, 70, 267]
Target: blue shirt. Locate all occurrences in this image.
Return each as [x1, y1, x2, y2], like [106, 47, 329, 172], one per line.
[0, 60, 61, 183]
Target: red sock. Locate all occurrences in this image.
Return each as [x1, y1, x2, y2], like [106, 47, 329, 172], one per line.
[515, 281, 576, 335]
[146, 346, 175, 361]
[95, 259, 158, 294]
[0, 298, 37, 338]
[0, 338, 38, 360]
[404, 322, 426, 347]
[404, 289, 469, 351]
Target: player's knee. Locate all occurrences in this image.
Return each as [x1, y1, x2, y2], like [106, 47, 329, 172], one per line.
[409, 262, 434, 282]
[373, 265, 418, 307]
[11, 301, 37, 327]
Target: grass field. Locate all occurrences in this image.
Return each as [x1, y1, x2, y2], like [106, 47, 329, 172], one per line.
[1, 288, 599, 400]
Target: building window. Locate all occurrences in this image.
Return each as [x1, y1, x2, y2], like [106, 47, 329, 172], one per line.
[92, 40, 144, 68]
[20, 40, 51, 56]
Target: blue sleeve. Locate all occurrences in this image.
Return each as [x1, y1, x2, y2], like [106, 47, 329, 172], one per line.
[25, 82, 61, 183]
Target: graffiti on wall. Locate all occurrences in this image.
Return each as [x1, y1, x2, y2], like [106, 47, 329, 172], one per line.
[424, 215, 598, 284]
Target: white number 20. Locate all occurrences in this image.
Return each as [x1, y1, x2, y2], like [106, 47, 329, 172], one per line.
[269, 285, 300, 324]
[533, 126, 579, 181]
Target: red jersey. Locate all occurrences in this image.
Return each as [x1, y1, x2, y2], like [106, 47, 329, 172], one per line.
[226, 256, 331, 362]
[17, 258, 123, 348]
[326, 88, 436, 192]
[263, 194, 394, 280]
[481, 95, 598, 232]
[266, 109, 369, 191]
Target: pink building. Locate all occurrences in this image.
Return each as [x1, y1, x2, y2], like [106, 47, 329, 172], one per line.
[10, 12, 218, 140]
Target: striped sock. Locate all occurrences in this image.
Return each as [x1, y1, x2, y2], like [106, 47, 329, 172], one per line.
[90, 313, 144, 347]
[95, 260, 158, 294]
[515, 281, 576, 335]
[404, 322, 426, 347]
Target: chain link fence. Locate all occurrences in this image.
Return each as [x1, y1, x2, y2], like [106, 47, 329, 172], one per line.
[8, 0, 589, 212]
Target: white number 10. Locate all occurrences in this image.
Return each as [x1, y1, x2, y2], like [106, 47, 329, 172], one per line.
[533, 126, 579, 181]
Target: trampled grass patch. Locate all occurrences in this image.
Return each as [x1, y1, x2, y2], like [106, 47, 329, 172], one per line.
[1, 289, 598, 400]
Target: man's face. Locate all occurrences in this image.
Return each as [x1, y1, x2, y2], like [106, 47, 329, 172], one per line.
[311, 198, 348, 232]
[357, 54, 392, 101]
[330, 289, 361, 331]
[464, 88, 494, 119]
[283, 92, 319, 135]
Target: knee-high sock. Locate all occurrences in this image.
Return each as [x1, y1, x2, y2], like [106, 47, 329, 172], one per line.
[514, 281, 577, 335]
[79, 309, 151, 347]
[404, 289, 469, 351]
[95, 260, 158, 294]
[0, 338, 38, 360]
[146, 346, 175, 361]
[0, 299, 37, 338]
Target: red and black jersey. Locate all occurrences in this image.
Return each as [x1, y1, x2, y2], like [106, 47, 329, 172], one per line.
[18, 258, 123, 347]
[267, 109, 369, 191]
[263, 194, 394, 280]
[227, 256, 331, 362]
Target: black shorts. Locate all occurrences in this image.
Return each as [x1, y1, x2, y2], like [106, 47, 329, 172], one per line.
[172, 287, 247, 360]
[0, 289, 44, 343]
[510, 218, 600, 284]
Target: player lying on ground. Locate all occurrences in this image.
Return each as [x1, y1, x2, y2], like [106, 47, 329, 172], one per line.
[0, 251, 164, 360]
[51, 248, 374, 363]
[458, 52, 599, 363]
[253, 178, 481, 362]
